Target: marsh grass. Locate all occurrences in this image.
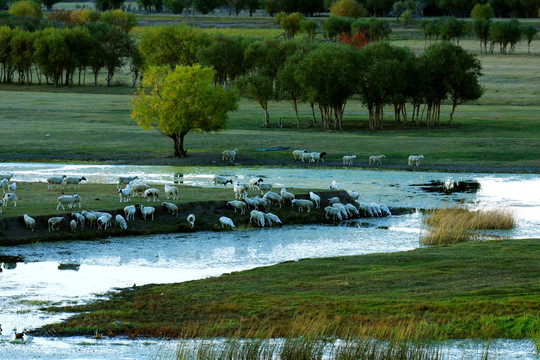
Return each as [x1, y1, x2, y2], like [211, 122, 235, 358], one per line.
[420, 205, 516, 245]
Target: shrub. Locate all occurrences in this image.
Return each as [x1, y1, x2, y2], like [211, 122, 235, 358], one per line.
[9, 0, 42, 18]
[399, 9, 412, 26]
[330, 0, 368, 19]
[471, 3, 494, 21]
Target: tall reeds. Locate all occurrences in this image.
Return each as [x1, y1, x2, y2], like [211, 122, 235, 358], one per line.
[420, 205, 516, 246]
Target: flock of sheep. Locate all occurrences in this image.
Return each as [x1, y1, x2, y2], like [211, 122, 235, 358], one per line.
[222, 148, 425, 167]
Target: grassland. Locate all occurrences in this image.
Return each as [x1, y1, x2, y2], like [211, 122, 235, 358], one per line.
[38, 238, 540, 340]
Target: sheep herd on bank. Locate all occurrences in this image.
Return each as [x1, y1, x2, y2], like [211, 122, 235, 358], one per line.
[0, 168, 392, 236]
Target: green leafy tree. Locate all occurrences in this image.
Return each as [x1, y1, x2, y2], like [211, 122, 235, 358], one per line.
[34, 28, 70, 86]
[131, 65, 238, 158]
[100, 9, 137, 33]
[520, 0, 540, 17]
[300, 18, 318, 40]
[440, 16, 470, 44]
[489, 19, 522, 54]
[322, 15, 352, 41]
[473, 19, 491, 54]
[139, 25, 209, 68]
[368, 17, 391, 41]
[228, 0, 246, 15]
[236, 73, 274, 127]
[261, 0, 279, 16]
[438, 0, 476, 17]
[520, 24, 538, 54]
[246, 0, 259, 16]
[95, 0, 124, 11]
[9, 28, 34, 84]
[399, 10, 412, 26]
[419, 19, 441, 47]
[364, 0, 393, 16]
[193, 0, 219, 14]
[274, 12, 304, 39]
[165, 0, 187, 13]
[9, 0, 42, 18]
[471, 3, 494, 20]
[329, 0, 367, 18]
[0, 25, 15, 83]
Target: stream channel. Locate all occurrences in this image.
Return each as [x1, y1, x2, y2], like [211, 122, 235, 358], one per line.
[0, 163, 539, 359]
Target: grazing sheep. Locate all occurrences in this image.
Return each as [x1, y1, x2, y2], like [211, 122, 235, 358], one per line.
[243, 196, 259, 210]
[301, 152, 312, 162]
[325, 206, 343, 221]
[62, 176, 87, 189]
[164, 183, 179, 200]
[118, 186, 132, 202]
[144, 188, 160, 202]
[310, 151, 327, 163]
[253, 196, 270, 212]
[56, 194, 81, 210]
[219, 216, 235, 229]
[408, 154, 424, 166]
[128, 182, 150, 197]
[291, 199, 314, 213]
[48, 216, 64, 232]
[70, 219, 77, 232]
[233, 181, 248, 199]
[256, 182, 273, 194]
[213, 175, 233, 187]
[23, 214, 35, 232]
[356, 202, 374, 217]
[7, 182, 16, 193]
[309, 192, 321, 208]
[369, 155, 386, 166]
[115, 214, 127, 229]
[140, 205, 155, 220]
[92, 212, 112, 226]
[2, 193, 17, 207]
[227, 200, 247, 215]
[71, 212, 85, 229]
[343, 155, 356, 165]
[249, 210, 265, 227]
[332, 203, 349, 219]
[263, 191, 283, 208]
[280, 188, 295, 206]
[345, 203, 360, 217]
[0, 179, 8, 192]
[222, 148, 239, 162]
[292, 149, 307, 160]
[379, 203, 392, 217]
[328, 197, 340, 205]
[347, 190, 360, 201]
[97, 215, 110, 230]
[369, 203, 382, 217]
[124, 205, 136, 221]
[0, 173, 13, 181]
[249, 177, 264, 189]
[118, 176, 139, 189]
[265, 212, 282, 227]
[81, 210, 97, 228]
[47, 175, 66, 189]
[162, 202, 179, 217]
[187, 214, 196, 229]
[328, 180, 341, 190]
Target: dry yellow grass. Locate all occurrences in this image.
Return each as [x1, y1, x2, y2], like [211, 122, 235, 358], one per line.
[420, 205, 516, 245]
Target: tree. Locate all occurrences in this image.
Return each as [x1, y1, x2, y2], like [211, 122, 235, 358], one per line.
[139, 25, 209, 68]
[489, 19, 522, 54]
[193, 0, 219, 14]
[419, 19, 441, 46]
[228, 0, 247, 15]
[275, 12, 304, 39]
[131, 65, 238, 158]
[367, 17, 391, 41]
[95, 0, 124, 11]
[236, 73, 274, 127]
[9, 0, 42, 18]
[9, 28, 34, 84]
[329, 0, 367, 18]
[100, 9, 138, 33]
[261, 0, 279, 16]
[322, 15, 352, 41]
[473, 19, 491, 54]
[338, 29, 370, 49]
[41, 0, 60, 11]
[300, 18, 318, 40]
[246, 0, 259, 16]
[0, 25, 15, 83]
[165, 0, 187, 13]
[471, 3, 494, 20]
[34, 28, 70, 86]
[520, 24, 538, 54]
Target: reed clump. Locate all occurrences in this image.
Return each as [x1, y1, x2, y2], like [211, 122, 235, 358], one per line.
[421, 205, 516, 246]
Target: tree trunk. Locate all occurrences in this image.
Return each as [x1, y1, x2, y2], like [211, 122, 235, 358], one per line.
[172, 132, 189, 157]
[310, 103, 317, 124]
[293, 100, 300, 128]
[263, 107, 270, 127]
[449, 99, 458, 126]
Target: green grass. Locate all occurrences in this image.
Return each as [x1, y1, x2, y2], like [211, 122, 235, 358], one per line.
[38, 238, 540, 340]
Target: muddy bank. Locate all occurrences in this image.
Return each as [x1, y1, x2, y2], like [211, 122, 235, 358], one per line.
[0, 190, 415, 247]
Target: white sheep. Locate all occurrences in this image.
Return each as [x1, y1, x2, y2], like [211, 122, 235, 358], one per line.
[265, 212, 282, 226]
[0, 179, 9, 192]
[118, 186, 132, 202]
[48, 216, 64, 232]
[115, 214, 127, 229]
[332, 203, 349, 219]
[345, 203, 360, 217]
[7, 182, 16, 193]
[56, 194, 81, 210]
[162, 202, 179, 217]
[92, 212, 113, 226]
[291, 199, 314, 213]
[81, 210, 97, 227]
[62, 176, 87, 189]
[324, 206, 342, 221]
[3, 193, 17, 207]
[222, 148, 239, 162]
[249, 210, 265, 227]
[233, 181, 248, 199]
[140, 205, 155, 220]
[243, 196, 259, 210]
[280, 188, 295, 206]
[23, 214, 35, 232]
[328, 180, 341, 190]
[379, 203, 392, 217]
[0, 173, 13, 181]
[118, 176, 139, 189]
[227, 200, 247, 215]
[310, 151, 327, 163]
[292, 149, 307, 160]
[301, 152, 312, 162]
[408, 154, 424, 166]
[347, 190, 360, 201]
[164, 183, 179, 200]
[70, 219, 77, 232]
[47, 175, 66, 189]
[144, 188, 160, 202]
[256, 182, 273, 194]
[343, 155, 356, 165]
[127, 181, 149, 197]
[213, 175, 233, 187]
[369, 155, 386, 166]
[97, 215, 110, 230]
[71, 212, 85, 229]
[124, 205, 136, 221]
[356, 202, 374, 217]
[187, 214, 196, 229]
[219, 216, 235, 229]
[249, 177, 264, 189]
[263, 191, 283, 208]
[309, 192, 321, 208]
[369, 203, 382, 217]
[328, 197, 340, 205]
[254, 196, 270, 212]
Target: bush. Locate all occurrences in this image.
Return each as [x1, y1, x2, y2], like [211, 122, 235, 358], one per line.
[329, 0, 368, 19]
[399, 9, 412, 26]
[9, 0, 42, 18]
[471, 3, 494, 20]
[322, 15, 353, 40]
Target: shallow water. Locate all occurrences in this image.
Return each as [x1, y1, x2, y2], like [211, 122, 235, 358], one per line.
[0, 163, 539, 359]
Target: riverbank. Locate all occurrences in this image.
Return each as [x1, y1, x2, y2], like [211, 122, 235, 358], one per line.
[36, 238, 540, 340]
